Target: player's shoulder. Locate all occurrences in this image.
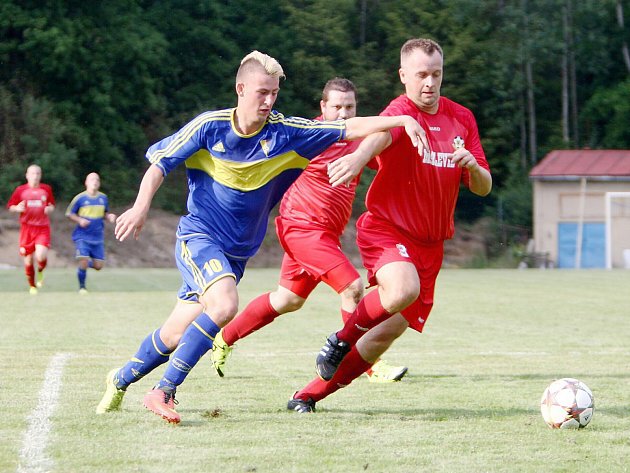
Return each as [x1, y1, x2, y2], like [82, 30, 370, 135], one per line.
[439, 97, 476, 120]
[40, 183, 54, 193]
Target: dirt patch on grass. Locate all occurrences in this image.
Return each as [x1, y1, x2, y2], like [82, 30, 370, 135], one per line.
[0, 207, 489, 269]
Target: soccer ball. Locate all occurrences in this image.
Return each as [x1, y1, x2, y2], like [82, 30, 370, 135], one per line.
[540, 378, 594, 429]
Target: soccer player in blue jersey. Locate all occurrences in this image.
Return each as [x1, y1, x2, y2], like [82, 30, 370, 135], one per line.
[66, 173, 117, 293]
[96, 50, 429, 424]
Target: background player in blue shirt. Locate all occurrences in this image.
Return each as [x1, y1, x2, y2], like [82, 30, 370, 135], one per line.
[66, 172, 116, 293]
[96, 50, 429, 423]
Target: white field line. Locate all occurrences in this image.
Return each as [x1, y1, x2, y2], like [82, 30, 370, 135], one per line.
[17, 353, 73, 473]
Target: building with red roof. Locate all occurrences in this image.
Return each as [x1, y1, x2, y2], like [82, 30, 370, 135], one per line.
[529, 150, 630, 268]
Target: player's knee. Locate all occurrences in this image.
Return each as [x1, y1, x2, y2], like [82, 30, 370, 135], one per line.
[92, 261, 104, 270]
[208, 301, 239, 326]
[274, 291, 305, 313]
[342, 279, 364, 305]
[380, 284, 420, 314]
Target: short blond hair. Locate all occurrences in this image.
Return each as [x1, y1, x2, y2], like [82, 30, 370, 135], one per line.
[236, 50, 285, 83]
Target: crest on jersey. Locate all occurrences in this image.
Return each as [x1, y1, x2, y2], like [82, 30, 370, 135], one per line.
[452, 136, 465, 150]
[259, 139, 270, 157]
[212, 141, 225, 153]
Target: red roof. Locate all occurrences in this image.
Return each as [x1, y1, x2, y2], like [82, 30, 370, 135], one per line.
[530, 150, 630, 178]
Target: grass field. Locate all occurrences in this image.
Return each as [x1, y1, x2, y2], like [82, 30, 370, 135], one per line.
[2, 267, 629, 472]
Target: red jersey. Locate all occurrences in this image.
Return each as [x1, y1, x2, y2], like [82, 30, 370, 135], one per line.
[366, 95, 490, 243]
[279, 116, 361, 235]
[6, 183, 55, 226]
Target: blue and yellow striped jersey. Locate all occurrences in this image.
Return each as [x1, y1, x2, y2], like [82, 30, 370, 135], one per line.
[147, 108, 346, 259]
[65, 191, 110, 242]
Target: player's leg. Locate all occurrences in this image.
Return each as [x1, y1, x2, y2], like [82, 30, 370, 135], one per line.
[145, 277, 238, 423]
[316, 260, 418, 380]
[212, 253, 317, 376]
[316, 216, 420, 380]
[143, 236, 244, 423]
[89, 241, 105, 271]
[96, 299, 202, 414]
[289, 314, 409, 412]
[33, 226, 51, 287]
[19, 226, 37, 292]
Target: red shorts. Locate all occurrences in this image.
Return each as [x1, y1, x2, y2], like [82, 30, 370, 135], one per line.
[276, 217, 360, 299]
[356, 213, 443, 333]
[19, 223, 51, 256]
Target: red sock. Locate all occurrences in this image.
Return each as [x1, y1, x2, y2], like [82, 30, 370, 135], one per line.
[37, 259, 47, 273]
[295, 346, 372, 402]
[222, 293, 279, 346]
[336, 290, 391, 346]
[25, 264, 35, 287]
[340, 308, 352, 324]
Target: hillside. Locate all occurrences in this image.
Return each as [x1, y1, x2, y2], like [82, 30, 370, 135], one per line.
[0, 207, 489, 270]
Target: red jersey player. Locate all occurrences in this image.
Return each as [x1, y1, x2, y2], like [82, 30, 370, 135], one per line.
[6, 164, 56, 294]
[210, 78, 408, 383]
[288, 38, 493, 413]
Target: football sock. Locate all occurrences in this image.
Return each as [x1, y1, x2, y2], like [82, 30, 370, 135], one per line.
[336, 290, 391, 346]
[222, 293, 279, 346]
[37, 259, 47, 273]
[25, 264, 35, 287]
[77, 268, 87, 288]
[116, 328, 172, 389]
[88, 260, 94, 269]
[296, 346, 371, 402]
[340, 308, 352, 324]
[157, 313, 220, 390]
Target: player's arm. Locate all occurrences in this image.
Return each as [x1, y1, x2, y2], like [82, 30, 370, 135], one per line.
[67, 212, 91, 228]
[344, 115, 429, 154]
[8, 202, 26, 213]
[450, 142, 492, 196]
[328, 131, 392, 188]
[115, 164, 164, 241]
[44, 203, 55, 215]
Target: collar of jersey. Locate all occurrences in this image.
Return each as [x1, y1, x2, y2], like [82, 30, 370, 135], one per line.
[230, 108, 266, 138]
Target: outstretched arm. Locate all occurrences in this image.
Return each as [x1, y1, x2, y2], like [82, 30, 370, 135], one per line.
[344, 115, 429, 155]
[114, 164, 164, 241]
[328, 131, 392, 188]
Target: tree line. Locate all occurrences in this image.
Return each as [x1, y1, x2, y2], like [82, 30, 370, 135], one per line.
[1, 0, 629, 239]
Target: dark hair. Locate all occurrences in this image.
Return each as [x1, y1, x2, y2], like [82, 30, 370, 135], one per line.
[321, 77, 357, 102]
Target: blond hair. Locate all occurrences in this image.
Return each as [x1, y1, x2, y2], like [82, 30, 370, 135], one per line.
[236, 50, 285, 82]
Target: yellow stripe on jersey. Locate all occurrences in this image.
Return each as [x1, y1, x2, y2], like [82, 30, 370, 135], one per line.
[77, 205, 105, 219]
[185, 149, 309, 191]
[180, 241, 206, 290]
[148, 109, 232, 165]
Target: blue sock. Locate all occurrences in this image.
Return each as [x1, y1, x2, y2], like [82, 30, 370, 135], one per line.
[157, 314, 220, 391]
[88, 260, 94, 269]
[78, 268, 87, 288]
[116, 328, 172, 389]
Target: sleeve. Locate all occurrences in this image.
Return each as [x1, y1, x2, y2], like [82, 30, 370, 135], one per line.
[65, 194, 81, 216]
[379, 100, 408, 145]
[6, 186, 23, 208]
[460, 110, 491, 187]
[43, 184, 55, 206]
[288, 118, 346, 160]
[145, 112, 211, 176]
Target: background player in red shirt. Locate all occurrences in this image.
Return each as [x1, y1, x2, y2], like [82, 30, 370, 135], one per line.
[210, 78, 408, 383]
[288, 38, 493, 412]
[6, 164, 56, 295]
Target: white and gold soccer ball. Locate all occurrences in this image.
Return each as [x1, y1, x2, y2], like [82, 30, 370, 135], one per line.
[540, 378, 594, 429]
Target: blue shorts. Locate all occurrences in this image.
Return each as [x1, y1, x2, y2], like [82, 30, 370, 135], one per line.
[175, 235, 247, 303]
[74, 239, 105, 261]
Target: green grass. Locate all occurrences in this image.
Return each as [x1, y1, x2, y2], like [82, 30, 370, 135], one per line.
[2, 268, 630, 472]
